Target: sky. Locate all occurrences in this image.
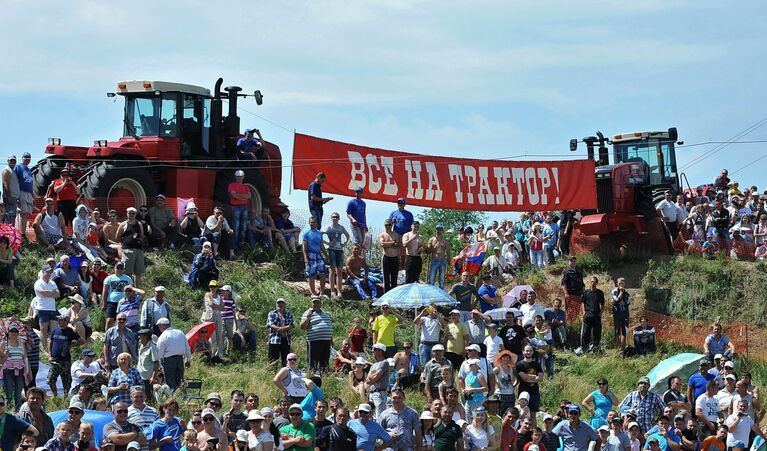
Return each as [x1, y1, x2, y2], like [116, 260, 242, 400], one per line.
[1, 0, 766, 225]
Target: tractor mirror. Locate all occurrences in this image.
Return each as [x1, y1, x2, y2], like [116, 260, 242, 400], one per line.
[254, 90, 263, 106]
[106, 92, 116, 98]
[569, 139, 578, 152]
[668, 127, 678, 142]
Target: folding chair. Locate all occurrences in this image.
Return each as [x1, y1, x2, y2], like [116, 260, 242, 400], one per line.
[182, 378, 204, 406]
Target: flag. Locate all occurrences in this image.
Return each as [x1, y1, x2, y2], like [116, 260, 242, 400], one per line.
[452, 241, 487, 275]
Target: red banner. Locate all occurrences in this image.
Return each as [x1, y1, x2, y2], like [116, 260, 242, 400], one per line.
[292, 133, 597, 211]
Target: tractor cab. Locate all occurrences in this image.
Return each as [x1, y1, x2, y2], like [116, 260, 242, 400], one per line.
[116, 81, 213, 159]
[611, 128, 679, 189]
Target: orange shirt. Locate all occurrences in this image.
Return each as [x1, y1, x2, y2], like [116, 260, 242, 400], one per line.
[701, 436, 725, 451]
[52, 178, 78, 201]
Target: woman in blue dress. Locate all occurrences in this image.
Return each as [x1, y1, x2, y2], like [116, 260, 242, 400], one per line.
[582, 377, 620, 428]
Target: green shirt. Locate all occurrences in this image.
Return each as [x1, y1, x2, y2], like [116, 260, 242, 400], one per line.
[279, 421, 316, 451]
[434, 421, 462, 451]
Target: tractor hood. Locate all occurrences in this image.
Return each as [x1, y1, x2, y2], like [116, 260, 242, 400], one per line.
[87, 138, 145, 158]
[44, 144, 90, 159]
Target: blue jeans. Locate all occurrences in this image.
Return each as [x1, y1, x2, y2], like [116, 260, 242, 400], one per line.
[191, 236, 207, 253]
[231, 205, 249, 246]
[351, 277, 377, 299]
[530, 250, 544, 269]
[428, 258, 447, 289]
[419, 342, 438, 368]
[3, 368, 24, 410]
[310, 208, 323, 227]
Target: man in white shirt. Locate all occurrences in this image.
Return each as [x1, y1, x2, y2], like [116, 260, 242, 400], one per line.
[726, 399, 766, 448]
[69, 348, 103, 396]
[695, 380, 722, 441]
[413, 304, 445, 367]
[156, 318, 191, 391]
[520, 292, 545, 327]
[656, 191, 679, 239]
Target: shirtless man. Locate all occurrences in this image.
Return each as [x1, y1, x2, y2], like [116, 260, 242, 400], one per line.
[427, 225, 451, 289]
[379, 219, 401, 293]
[402, 221, 425, 284]
[393, 341, 419, 388]
[345, 243, 377, 300]
[102, 209, 123, 259]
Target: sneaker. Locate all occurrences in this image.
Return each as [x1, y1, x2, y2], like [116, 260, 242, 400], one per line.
[152, 247, 160, 252]
[170, 243, 175, 250]
[574, 347, 584, 356]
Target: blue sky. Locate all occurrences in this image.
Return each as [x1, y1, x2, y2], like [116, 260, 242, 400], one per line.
[1, 1, 766, 225]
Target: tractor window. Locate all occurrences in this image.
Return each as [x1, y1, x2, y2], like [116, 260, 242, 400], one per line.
[124, 96, 161, 137]
[181, 94, 207, 158]
[614, 141, 676, 185]
[159, 95, 178, 137]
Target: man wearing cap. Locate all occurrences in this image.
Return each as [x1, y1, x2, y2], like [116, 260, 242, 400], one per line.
[372, 301, 404, 358]
[139, 287, 171, 337]
[552, 404, 599, 450]
[302, 216, 328, 297]
[425, 225, 450, 290]
[607, 416, 631, 450]
[127, 387, 158, 451]
[33, 196, 75, 252]
[445, 309, 469, 369]
[300, 297, 334, 372]
[49, 167, 81, 226]
[388, 198, 413, 240]
[308, 172, 332, 226]
[279, 403, 315, 451]
[422, 344, 452, 402]
[48, 314, 84, 397]
[346, 187, 367, 248]
[325, 211, 350, 299]
[14, 152, 33, 235]
[70, 349, 102, 396]
[104, 313, 137, 371]
[237, 128, 264, 160]
[2, 155, 20, 224]
[402, 221, 425, 284]
[136, 328, 160, 401]
[688, 359, 716, 409]
[348, 403, 392, 451]
[267, 298, 294, 367]
[378, 388, 422, 451]
[146, 195, 177, 249]
[366, 343, 391, 418]
[228, 170, 251, 251]
[414, 304, 446, 367]
[116, 207, 146, 287]
[379, 218, 401, 293]
[619, 377, 666, 433]
[104, 402, 147, 451]
[156, 318, 191, 391]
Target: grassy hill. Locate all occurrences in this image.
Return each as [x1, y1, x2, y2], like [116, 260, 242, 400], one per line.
[4, 246, 767, 419]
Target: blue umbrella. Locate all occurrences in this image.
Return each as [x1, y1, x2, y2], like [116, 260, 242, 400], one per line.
[372, 283, 457, 308]
[50, 409, 116, 448]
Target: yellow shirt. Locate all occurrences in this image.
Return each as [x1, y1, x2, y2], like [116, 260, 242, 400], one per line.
[446, 322, 469, 354]
[373, 314, 399, 346]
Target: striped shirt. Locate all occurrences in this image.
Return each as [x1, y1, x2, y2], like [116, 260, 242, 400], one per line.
[117, 294, 141, 328]
[301, 309, 333, 342]
[221, 297, 236, 320]
[27, 329, 40, 369]
[267, 309, 294, 345]
[128, 405, 159, 451]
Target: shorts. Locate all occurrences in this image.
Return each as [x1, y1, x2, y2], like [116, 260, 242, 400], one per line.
[528, 392, 541, 412]
[305, 253, 327, 278]
[45, 233, 65, 246]
[18, 191, 33, 215]
[37, 310, 58, 324]
[2, 197, 17, 216]
[613, 316, 629, 336]
[105, 302, 118, 319]
[122, 248, 146, 274]
[327, 248, 344, 268]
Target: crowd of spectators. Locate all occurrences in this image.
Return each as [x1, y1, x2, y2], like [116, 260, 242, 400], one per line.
[0, 163, 766, 451]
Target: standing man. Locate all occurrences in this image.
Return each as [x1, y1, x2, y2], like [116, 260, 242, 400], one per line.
[0, 393, 39, 451]
[17, 388, 53, 443]
[300, 297, 334, 373]
[426, 225, 451, 289]
[445, 310, 469, 369]
[561, 256, 585, 322]
[139, 286, 171, 337]
[657, 191, 679, 239]
[551, 404, 599, 451]
[433, 405, 465, 451]
[366, 345, 391, 419]
[2, 155, 20, 225]
[542, 214, 559, 265]
[688, 359, 716, 407]
[619, 376, 666, 433]
[695, 380, 722, 441]
[267, 298, 294, 367]
[346, 187, 367, 247]
[422, 344, 452, 403]
[579, 276, 605, 355]
[402, 221, 425, 284]
[116, 207, 146, 288]
[49, 167, 81, 226]
[414, 304, 445, 366]
[449, 272, 478, 323]
[379, 219, 400, 293]
[388, 198, 414, 243]
[466, 310, 492, 356]
[372, 301, 405, 358]
[544, 298, 568, 350]
[136, 329, 160, 402]
[379, 389, 423, 451]
[516, 344, 544, 426]
[559, 210, 576, 256]
[14, 152, 34, 236]
[348, 404, 392, 451]
[103, 313, 137, 371]
[308, 172, 332, 226]
[477, 274, 502, 313]
[155, 318, 191, 391]
[228, 170, 251, 251]
[302, 216, 327, 298]
[48, 315, 85, 397]
[324, 212, 350, 299]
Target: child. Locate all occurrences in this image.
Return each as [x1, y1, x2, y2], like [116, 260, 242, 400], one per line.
[180, 430, 200, 451]
[86, 223, 110, 261]
[437, 365, 455, 406]
[515, 391, 531, 423]
[92, 397, 109, 411]
[483, 324, 503, 367]
[347, 317, 368, 357]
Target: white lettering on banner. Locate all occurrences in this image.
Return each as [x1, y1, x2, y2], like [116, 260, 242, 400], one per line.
[448, 164, 464, 203]
[524, 168, 540, 205]
[405, 160, 424, 200]
[346, 151, 398, 195]
[464, 166, 477, 204]
[477, 167, 494, 205]
[493, 167, 514, 206]
[537, 168, 551, 204]
[348, 151, 366, 190]
[511, 168, 525, 205]
[366, 153, 382, 194]
[380, 156, 398, 196]
[551, 167, 560, 203]
[424, 162, 443, 201]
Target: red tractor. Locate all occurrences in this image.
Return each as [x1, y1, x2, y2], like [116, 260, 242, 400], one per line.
[32, 78, 284, 217]
[568, 127, 687, 255]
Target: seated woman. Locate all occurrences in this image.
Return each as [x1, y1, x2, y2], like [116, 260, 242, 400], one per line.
[179, 203, 207, 252]
[68, 293, 92, 340]
[0, 235, 15, 288]
[188, 242, 219, 289]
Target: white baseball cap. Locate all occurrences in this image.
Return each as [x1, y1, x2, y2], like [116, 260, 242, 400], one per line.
[372, 343, 387, 352]
[235, 170, 245, 177]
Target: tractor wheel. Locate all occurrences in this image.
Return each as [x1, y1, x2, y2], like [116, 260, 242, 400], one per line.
[80, 161, 157, 213]
[213, 168, 270, 213]
[31, 157, 65, 197]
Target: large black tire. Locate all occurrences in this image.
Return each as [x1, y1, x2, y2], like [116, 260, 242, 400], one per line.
[213, 167, 270, 213]
[80, 161, 157, 213]
[31, 157, 65, 197]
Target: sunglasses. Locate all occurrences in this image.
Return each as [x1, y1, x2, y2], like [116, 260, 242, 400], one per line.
[203, 417, 216, 423]
[117, 319, 126, 322]
[68, 409, 83, 415]
[247, 419, 263, 422]
[289, 412, 302, 417]
[597, 382, 607, 386]
[116, 409, 128, 414]
[288, 358, 297, 362]
[45, 201, 54, 204]
[191, 421, 202, 425]
[208, 403, 222, 408]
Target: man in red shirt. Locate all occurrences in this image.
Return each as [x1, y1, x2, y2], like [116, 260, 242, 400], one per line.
[50, 168, 81, 226]
[228, 170, 251, 251]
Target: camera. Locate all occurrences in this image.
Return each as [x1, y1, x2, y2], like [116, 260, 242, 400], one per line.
[208, 438, 219, 445]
